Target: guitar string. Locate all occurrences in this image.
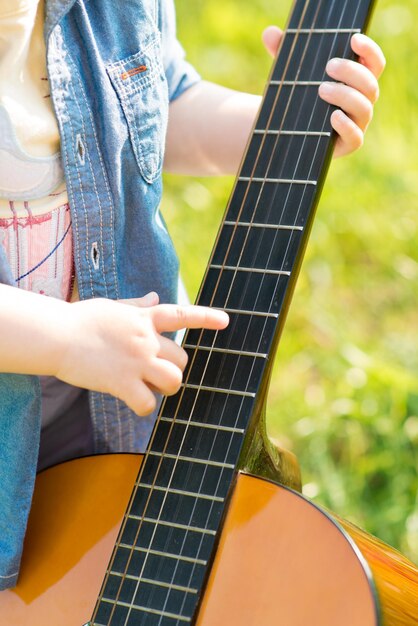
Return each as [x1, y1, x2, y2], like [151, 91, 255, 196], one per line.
[167, 0, 361, 619]
[112, 3, 315, 624]
[97, 2, 313, 624]
[148, 2, 328, 615]
[115, 0, 326, 620]
[193, 0, 353, 436]
[185, 0, 365, 493]
[131, 7, 362, 620]
[93, 0, 360, 620]
[157, 0, 365, 620]
[156, 0, 331, 618]
[217, 0, 365, 431]
[145, 0, 349, 620]
[101, 2, 356, 620]
[242, 1, 363, 319]
[102, 2, 342, 620]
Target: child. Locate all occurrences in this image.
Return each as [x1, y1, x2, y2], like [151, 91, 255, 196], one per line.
[0, 0, 384, 589]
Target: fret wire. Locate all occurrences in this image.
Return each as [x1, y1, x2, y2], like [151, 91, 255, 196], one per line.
[223, 307, 278, 318]
[184, 343, 268, 359]
[136, 482, 225, 503]
[147, 450, 236, 469]
[273, 3, 362, 278]
[264, 23, 362, 591]
[180, 383, 256, 398]
[222, 22, 322, 352]
[224, 220, 304, 232]
[210, 263, 291, 277]
[115, 545, 207, 566]
[102, 228, 246, 624]
[238, 176, 317, 185]
[248, 17, 366, 616]
[160, 416, 245, 434]
[101, 598, 191, 622]
[107, 572, 199, 595]
[114, 167, 258, 618]
[253, 129, 331, 136]
[127, 514, 217, 536]
[101, 267, 231, 621]
[286, 27, 361, 33]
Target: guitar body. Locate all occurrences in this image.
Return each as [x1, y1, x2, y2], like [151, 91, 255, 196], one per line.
[1, 455, 416, 625]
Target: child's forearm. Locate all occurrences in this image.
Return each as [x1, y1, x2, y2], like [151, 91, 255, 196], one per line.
[164, 33, 385, 174]
[165, 80, 260, 177]
[0, 284, 69, 376]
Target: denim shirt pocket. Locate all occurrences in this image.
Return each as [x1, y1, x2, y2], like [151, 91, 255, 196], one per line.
[106, 34, 169, 184]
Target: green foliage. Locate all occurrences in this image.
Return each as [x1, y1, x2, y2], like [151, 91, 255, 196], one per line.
[162, 0, 418, 562]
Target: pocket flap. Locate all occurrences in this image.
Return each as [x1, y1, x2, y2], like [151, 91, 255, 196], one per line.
[107, 34, 168, 183]
[107, 34, 165, 97]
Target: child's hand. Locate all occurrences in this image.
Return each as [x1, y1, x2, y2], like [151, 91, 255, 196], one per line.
[56, 293, 229, 416]
[262, 27, 386, 158]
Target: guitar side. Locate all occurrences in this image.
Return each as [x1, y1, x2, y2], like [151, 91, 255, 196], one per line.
[1, 455, 416, 625]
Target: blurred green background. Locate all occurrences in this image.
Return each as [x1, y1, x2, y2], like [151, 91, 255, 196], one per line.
[162, 0, 418, 562]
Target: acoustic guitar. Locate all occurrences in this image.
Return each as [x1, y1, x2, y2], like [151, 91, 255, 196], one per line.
[2, 0, 417, 624]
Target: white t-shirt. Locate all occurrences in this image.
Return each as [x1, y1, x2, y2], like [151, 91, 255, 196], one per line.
[0, 0, 68, 215]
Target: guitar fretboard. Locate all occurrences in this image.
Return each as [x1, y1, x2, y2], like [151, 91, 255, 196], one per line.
[91, 1, 376, 624]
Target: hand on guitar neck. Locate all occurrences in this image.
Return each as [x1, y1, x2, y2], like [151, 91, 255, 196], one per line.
[55, 293, 230, 417]
[262, 27, 385, 158]
[0, 283, 229, 417]
[165, 27, 385, 176]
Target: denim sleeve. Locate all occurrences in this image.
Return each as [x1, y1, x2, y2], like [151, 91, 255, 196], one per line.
[159, 0, 201, 102]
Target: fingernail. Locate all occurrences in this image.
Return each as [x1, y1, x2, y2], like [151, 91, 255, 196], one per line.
[218, 310, 230, 326]
[352, 32, 368, 45]
[326, 58, 342, 73]
[332, 109, 345, 122]
[319, 81, 334, 96]
[142, 291, 159, 305]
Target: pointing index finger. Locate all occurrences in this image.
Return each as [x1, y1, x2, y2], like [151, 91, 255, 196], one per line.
[150, 304, 229, 333]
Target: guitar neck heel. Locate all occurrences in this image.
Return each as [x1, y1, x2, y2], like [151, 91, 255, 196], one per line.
[238, 398, 302, 492]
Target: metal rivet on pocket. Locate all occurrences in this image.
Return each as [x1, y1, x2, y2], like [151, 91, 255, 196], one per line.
[90, 241, 100, 270]
[76, 134, 86, 166]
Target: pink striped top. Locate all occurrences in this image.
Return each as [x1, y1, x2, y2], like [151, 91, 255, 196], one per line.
[0, 200, 74, 301]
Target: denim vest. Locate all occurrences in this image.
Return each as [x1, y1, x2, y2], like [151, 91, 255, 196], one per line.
[0, 0, 200, 588]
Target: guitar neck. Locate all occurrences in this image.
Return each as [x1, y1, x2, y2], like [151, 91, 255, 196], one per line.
[91, 1, 376, 624]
